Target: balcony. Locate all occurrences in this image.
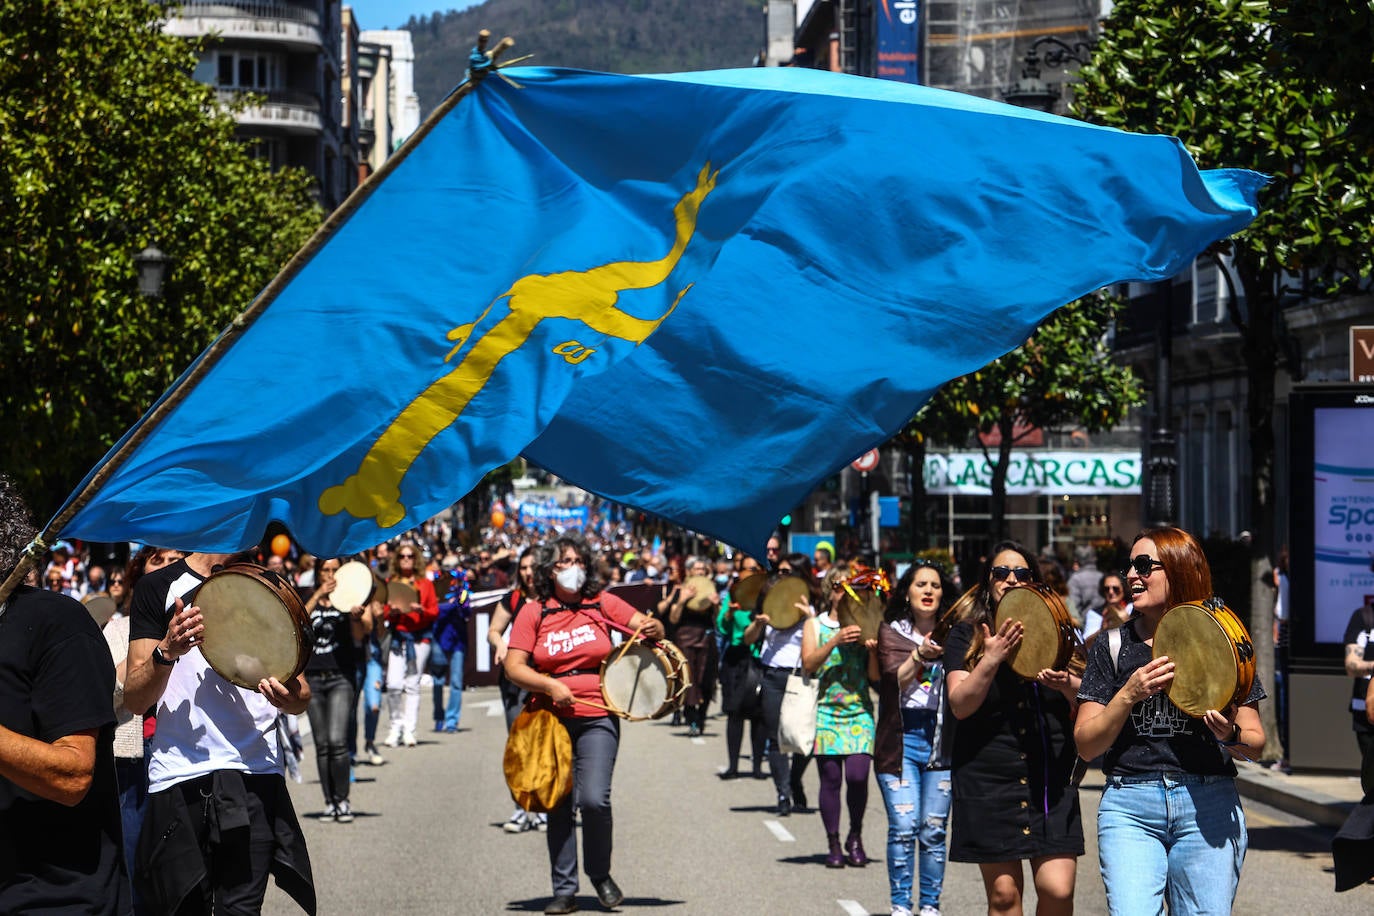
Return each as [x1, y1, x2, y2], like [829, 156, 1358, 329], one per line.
[167, 2, 324, 52]
[220, 89, 322, 135]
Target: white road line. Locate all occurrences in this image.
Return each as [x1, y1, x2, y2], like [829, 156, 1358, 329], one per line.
[691, 736, 706, 746]
[764, 819, 795, 842]
[469, 700, 505, 717]
[836, 899, 869, 916]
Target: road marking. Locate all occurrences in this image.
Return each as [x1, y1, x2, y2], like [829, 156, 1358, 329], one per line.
[691, 736, 706, 746]
[469, 700, 505, 717]
[764, 819, 795, 842]
[837, 900, 868, 916]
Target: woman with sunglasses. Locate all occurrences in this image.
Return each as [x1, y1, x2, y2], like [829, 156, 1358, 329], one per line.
[383, 541, 438, 748]
[874, 559, 954, 916]
[743, 552, 817, 816]
[505, 534, 665, 915]
[944, 541, 1084, 916]
[1082, 572, 1131, 643]
[1075, 528, 1265, 915]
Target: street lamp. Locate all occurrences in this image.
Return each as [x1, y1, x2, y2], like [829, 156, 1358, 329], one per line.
[1001, 36, 1094, 113]
[134, 245, 168, 298]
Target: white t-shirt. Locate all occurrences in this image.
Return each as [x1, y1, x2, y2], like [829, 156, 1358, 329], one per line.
[759, 619, 806, 669]
[130, 561, 283, 793]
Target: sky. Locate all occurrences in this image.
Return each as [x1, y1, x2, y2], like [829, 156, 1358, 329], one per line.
[346, 0, 482, 31]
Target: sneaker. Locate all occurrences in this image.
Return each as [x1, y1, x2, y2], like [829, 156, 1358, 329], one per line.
[918, 907, 941, 916]
[534, 812, 548, 832]
[383, 727, 401, 748]
[503, 810, 528, 834]
[402, 731, 418, 747]
[320, 803, 337, 821]
[1269, 758, 1291, 774]
[365, 745, 386, 766]
[334, 800, 354, 823]
[687, 723, 702, 737]
[890, 908, 913, 916]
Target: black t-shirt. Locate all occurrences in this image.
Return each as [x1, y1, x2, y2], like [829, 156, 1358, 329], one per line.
[128, 558, 203, 643]
[1077, 618, 1266, 777]
[1343, 606, 1374, 733]
[306, 603, 357, 673]
[0, 586, 131, 914]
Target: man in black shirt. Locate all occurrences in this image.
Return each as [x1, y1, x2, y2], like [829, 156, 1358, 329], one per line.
[1343, 600, 1374, 802]
[0, 474, 131, 914]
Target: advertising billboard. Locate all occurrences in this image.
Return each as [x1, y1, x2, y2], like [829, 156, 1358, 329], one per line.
[876, 0, 922, 83]
[1289, 384, 1374, 660]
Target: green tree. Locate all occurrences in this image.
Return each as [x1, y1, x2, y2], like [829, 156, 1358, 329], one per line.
[0, 0, 322, 518]
[899, 293, 1143, 544]
[1072, 0, 1374, 758]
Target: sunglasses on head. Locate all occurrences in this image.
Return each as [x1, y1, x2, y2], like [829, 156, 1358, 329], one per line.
[991, 565, 1031, 582]
[1126, 555, 1165, 578]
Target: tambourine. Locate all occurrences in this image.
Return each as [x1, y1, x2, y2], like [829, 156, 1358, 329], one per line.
[196, 564, 312, 690]
[730, 571, 767, 614]
[761, 576, 812, 630]
[330, 560, 375, 611]
[681, 575, 719, 612]
[993, 582, 1077, 679]
[1152, 598, 1255, 718]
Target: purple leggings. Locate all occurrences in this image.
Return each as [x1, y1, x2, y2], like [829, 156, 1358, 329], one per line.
[817, 753, 871, 836]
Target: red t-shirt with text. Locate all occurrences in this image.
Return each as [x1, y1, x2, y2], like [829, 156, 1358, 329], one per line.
[508, 592, 638, 718]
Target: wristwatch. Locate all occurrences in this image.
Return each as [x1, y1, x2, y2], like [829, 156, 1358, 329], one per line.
[152, 645, 178, 667]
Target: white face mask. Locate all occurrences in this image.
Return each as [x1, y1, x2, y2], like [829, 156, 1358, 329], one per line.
[555, 565, 587, 593]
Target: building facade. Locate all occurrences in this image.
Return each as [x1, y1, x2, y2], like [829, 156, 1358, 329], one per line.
[167, 1, 360, 209]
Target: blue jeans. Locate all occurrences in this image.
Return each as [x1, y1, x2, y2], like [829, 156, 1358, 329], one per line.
[1097, 773, 1246, 916]
[363, 647, 385, 745]
[876, 712, 950, 913]
[430, 644, 465, 729]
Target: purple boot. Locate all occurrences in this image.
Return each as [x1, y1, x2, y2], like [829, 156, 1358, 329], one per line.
[825, 833, 846, 868]
[844, 832, 868, 867]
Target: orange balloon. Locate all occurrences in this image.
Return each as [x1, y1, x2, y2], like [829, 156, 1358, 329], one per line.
[491, 510, 506, 528]
[270, 533, 291, 557]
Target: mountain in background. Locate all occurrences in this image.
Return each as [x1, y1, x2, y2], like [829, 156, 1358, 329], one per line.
[405, 0, 764, 116]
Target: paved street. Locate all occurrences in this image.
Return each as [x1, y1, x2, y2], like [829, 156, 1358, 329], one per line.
[265, 687, 1371, 915]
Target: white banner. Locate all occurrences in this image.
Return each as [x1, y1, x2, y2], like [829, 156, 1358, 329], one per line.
[924, 450, 1142, 496]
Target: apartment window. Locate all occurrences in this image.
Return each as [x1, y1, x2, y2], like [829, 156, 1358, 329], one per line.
[215, 52, 283, 92]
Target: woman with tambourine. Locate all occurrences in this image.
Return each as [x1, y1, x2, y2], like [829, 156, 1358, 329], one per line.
[1075, 527, 1265, 915]
[302, 557, 366, 822]
[717, 554, 768, 779]
[874, 558, 954, 916]
[504, 534, 664, 916]
[943, 540, 1084, 916]
[383, 541, 438, 748]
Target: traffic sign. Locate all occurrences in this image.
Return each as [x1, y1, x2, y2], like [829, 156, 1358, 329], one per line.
[851, 448, 880, 473]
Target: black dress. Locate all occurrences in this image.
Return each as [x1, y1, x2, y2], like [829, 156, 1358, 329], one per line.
[943, 621, 1084, 863]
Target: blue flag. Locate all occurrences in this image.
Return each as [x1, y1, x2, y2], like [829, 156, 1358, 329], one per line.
[59, 66, 1263, 555]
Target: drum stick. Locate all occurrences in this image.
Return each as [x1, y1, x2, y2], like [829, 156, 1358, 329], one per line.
[572, 696, 624, 717]
[613, 621, 648, 664]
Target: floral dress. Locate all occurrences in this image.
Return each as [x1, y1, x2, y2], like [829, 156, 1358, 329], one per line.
[813, 614, 876, 756]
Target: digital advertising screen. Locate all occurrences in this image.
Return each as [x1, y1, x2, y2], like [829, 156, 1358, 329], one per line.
[1290, 384, 1374, 661]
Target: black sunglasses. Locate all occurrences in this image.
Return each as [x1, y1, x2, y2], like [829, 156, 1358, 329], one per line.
[1126, 555, 1165, 578]
[991, 565, 1031, 582]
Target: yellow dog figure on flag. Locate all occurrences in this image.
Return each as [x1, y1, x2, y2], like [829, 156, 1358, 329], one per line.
[320, 162, 718, 528]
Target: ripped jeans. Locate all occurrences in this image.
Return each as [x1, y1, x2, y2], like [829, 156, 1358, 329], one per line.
[877, 711, 950, 913]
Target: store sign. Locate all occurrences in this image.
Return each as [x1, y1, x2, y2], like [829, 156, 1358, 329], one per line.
[924, 451, 1142, 495]
[876, 0, 921, 83]
[1352, 326, 1374, 383]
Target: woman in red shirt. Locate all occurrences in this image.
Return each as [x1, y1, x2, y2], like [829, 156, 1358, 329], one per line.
[383, 541, 438, 748]
[505, 535, 664, 916]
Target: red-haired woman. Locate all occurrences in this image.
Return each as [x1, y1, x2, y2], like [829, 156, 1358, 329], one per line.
[1075, 527, 1265, 915]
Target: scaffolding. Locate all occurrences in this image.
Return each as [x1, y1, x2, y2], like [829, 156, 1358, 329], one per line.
[924, 0, 1099, 102]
